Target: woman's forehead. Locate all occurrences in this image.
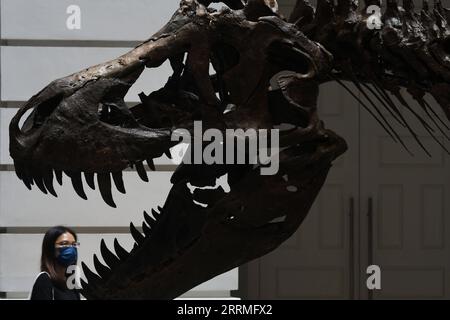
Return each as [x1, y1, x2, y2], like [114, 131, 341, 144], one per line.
[56, 232, 75, 242]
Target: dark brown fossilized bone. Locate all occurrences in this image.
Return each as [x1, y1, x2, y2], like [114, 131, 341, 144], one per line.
[8, 0, 450, 299]
[291, 0, 450, 155]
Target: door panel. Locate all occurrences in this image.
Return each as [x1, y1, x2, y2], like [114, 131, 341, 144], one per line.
[360, 88, 450, 299]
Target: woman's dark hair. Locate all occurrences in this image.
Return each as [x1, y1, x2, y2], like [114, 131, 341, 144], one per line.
[41, 226, 77, 288]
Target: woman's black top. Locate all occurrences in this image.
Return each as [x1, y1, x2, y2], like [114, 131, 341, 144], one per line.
[30, 272, 80, 300]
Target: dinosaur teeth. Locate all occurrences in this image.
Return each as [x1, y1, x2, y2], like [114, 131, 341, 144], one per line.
[54, 169, 63, 186]
[100, 239, 120, 269]
[21, 165, 34, 190]
[20, 176, 32, 190]
[33, 178, 47, 194]
[135, 161, 149, 182]
[80, 279, 89, 293]
[146, 159, 156, 171]
[112, 171, 126, 194]
[93, 253, 111, 279]
[97, 172, 117, 208]
[138, 92, 147, 102]
[42, 168, 57, 197]
[13, 160, 25, 180]
[31, 167, 48, 195]
[84, 172, 96, 190]
[81, 262, 102, 284]
[142, 222, 151, 237]
[15, 162, 30, 189]
[144, 210, 156, 228]
[113, 238, 129, 260]
[67, 171, 88, 200]
[150, 209, 159, 224]
[130, 222, 145, 245]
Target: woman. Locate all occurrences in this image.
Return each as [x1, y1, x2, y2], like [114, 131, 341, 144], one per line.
[30, 226, 81, 300]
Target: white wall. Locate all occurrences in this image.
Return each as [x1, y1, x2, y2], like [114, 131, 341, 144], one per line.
[0, 0, 237, 299]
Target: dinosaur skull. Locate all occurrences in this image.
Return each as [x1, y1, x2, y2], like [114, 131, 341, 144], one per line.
[9, 0, 347, 298]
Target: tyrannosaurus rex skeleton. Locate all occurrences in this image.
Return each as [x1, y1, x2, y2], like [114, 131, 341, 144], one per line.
[9, 0, 450, 299]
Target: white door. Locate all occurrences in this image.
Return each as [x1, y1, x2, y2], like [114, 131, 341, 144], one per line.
[359, 88, 450, 299]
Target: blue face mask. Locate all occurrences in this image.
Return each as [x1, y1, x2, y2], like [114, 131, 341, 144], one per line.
[56, 246, 78, 267]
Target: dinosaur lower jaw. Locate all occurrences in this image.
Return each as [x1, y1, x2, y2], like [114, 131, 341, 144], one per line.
[80, 127, 347, 300]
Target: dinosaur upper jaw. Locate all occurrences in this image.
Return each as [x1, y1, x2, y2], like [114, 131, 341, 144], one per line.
[8, 73, 179, 207]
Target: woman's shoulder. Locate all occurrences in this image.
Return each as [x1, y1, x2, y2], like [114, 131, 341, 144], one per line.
[30, 272, 54, 300]
[34, 272, 52, 287]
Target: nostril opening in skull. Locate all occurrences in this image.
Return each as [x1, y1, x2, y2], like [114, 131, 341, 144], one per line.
[20, 93, 64, 133]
